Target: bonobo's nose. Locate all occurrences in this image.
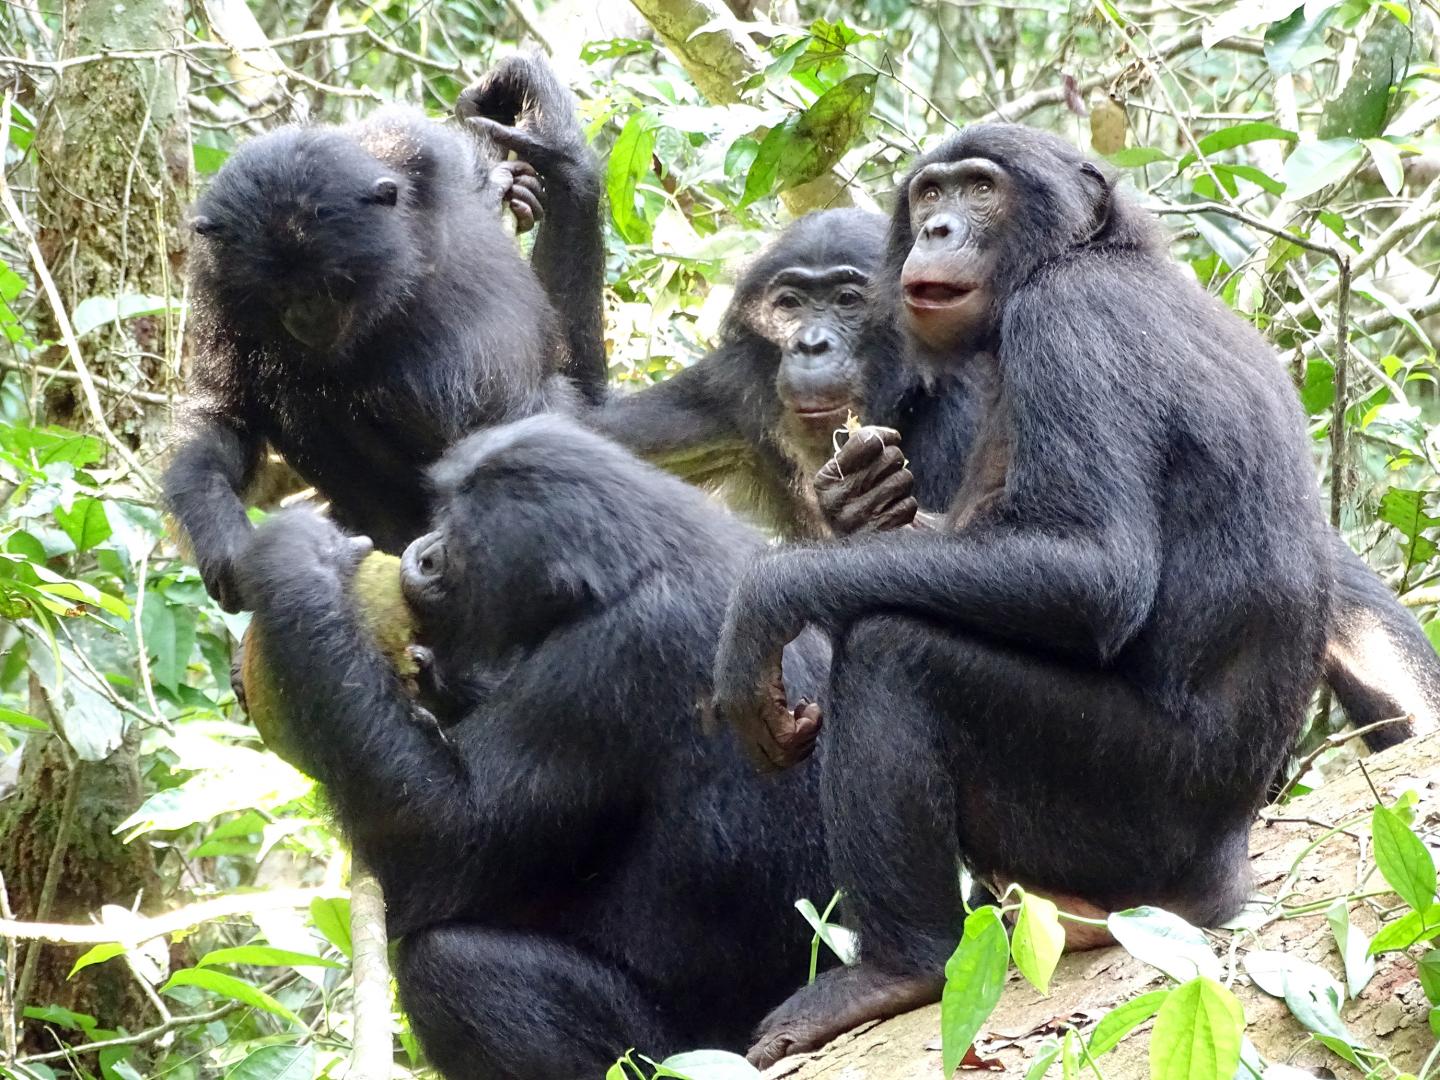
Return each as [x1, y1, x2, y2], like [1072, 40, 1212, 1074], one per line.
[920, 212, 961, 245]
[792, 325, 834, 357]
[401, 531, 447, 607]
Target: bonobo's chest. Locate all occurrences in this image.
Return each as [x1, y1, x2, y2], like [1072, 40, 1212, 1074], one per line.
[945, 354, 1010, 531]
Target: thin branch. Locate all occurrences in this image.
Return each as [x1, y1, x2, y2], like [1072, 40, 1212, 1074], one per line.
[346, 863, 391, 1080]
[0, 887, 344, 945]
[18, 973, 299, 1063]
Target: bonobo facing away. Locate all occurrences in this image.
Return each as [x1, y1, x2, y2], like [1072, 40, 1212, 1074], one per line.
[713, 124, 1332, 1065]
[591, 208, 906, 536]
[239, 415, 833, 1080]
[165, 82, 593, 612]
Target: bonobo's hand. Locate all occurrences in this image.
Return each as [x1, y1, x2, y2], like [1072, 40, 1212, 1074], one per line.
[199, 551, 248, 615]
[236, 508, 373, 614]
[456, 54, 598, 195]
[815, 425, 919, 537]
[486, 160, 544, 233]
[711, 567, 821, 771]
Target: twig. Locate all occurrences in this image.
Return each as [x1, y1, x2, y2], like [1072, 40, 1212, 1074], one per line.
[0, 91, 158, 494]
[0, 887, 344, 945]
[0, 873, 17, 1063]
[1271, 716, 1412, 804]
[346, 862, 391, 1080]
[1329, 254, 1353, 527]
[500, 0, 555, 55]
[1302, 174, 1440, 312]
[0, 358, 172, 406]
[18, 973, 299, 1062]
[13, 761, 83, 1017]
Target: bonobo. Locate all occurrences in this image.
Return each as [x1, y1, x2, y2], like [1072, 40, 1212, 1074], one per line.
[239, 415, 833, 1080]
[165, 73, 599, 612]
[713, 124, 1332, 1065]
[590, 209, 906, 536]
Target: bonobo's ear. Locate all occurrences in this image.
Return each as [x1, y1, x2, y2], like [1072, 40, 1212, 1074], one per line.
[191, 215, 218, 235]
[369, 177, 400, 206]
[1078, 161, 1113, 243]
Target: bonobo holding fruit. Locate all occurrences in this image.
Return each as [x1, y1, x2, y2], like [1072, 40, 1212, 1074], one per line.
[713, 124, 1333, 1065]
[239, 415, 833, 1080]
[165, 57, 602, 613]
[589, 209, 949, 536]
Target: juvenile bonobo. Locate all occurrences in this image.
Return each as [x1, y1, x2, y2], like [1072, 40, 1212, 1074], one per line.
[239, 415, 833, 1080]
[712, 124, 1332, 1065]
[590, 209, 903, 536]
[164, 91, 589, 612]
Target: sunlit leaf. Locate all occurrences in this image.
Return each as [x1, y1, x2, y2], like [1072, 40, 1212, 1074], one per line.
[225, 1044, 316, 1080]
[1108, 907, 1222, 982]
[1086, 989, 1169, 1055]
[607, 113, 657, 245]
[1282, 138, 1365, 200]
[940, 905, 1009, 1077]
[199, 945, 341, 969]
[310, 896, 352, 959]
[1149, 978, 1245, 1080]
[1011, 893, 1065, 994]
[1326, 901, 1376, 999]
[161, 968, 303, 1026]
[1372, 805, 1438, 913]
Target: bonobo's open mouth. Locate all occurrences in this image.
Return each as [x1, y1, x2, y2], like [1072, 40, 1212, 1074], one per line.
[903, 281, 976, 309]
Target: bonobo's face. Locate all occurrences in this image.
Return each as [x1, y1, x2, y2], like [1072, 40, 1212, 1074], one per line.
[191, 136, 414, 356]
[901, 158, 1009, 354]
[754, 266, 871, 454]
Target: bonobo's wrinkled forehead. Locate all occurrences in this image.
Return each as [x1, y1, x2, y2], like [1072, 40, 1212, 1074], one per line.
[741, 208, 888, 292]
[914, 123, 1090, 198]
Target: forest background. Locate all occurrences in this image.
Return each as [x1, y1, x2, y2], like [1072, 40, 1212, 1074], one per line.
[0, 0, 1438, 1078]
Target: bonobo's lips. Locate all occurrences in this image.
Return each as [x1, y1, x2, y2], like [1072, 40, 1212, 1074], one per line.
[902, 280, 977, 310]
[788, 401, 851, 425]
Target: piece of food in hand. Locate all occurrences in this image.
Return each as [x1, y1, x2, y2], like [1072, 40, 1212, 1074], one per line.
[241, 551, 419, 771]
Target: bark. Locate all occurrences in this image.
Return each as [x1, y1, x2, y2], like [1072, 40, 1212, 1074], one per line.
[771, 732, 1440, 1080]
[0, 0, 190, 1051]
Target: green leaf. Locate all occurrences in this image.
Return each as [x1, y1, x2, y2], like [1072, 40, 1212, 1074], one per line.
[198, 945, 341, 970]
[1108, 907, 1222, 982]
[141, 598, 197, 693]
[1364, 139, 1405, 195]
[1300, 360, 1335, 414]
[54, 497, 112, 553]
[225, 1044, 316, 1080]
[1282, 138, 1365, 200]
[1265, 5, 1336, 75]
[194, 144, 229, 175]
[1372, 805, 1438, 912]
[1242, 950, 1344, 1006]
[606, 113, 657, 245]
[1430, 1006, 1440, 1039]
[1319, 10, 1414, 139]
[1418, 949, 1440, 1004]
[1149, 978, 1245, 1080]
[1282, 974, 1357, 1045]
[1025, 1038, 1062, 1080]
[940, 906, 1009, 1077]
[161, 967, 302, 1026]
[69, 942, 126, 978]
[309, 896, 352, 959]
[1326, 901, 1376, 999]
[1108, 147, 1170, 168]
[1368, 905, 1440, 955]
[0, 705, 47, 731]
[1086, 989, 1169, 1055]
[742, 74, 876, 205]
[1176, 122, 1298, 171]
[794, 897, 858, 965]
[655, 1050, 762, 1079]
[1012, 893, 1065, 994]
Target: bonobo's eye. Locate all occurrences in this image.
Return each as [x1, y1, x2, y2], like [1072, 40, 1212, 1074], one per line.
[191, 215, 219, 236]
[919, 185, 941, 203]
[775, 293, 803, 311]
[314, 205, 341, 223]
[836, 289, 864, 308]
[972, 179, 994, 196]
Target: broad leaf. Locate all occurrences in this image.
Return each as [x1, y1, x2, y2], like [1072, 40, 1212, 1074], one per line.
[1282, 138, 1365, 200]
[1108, 907, 1222, 982]
[1326, 901, 1376, 999]
[1087, 989, 1169, 1055]
[1150, 978, 1245, 1080]
[940, 906, 1009, 1077]
[161, 968, 302, 1026]
[607, 113, 657, 245]
[225, 1044, 316, 1080]
[1011, 893, 1065, 994]
[198, 945, 340, 969]
[1372, 805, 1438, 913]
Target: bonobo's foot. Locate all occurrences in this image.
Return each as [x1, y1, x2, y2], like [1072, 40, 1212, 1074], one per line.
[815, 425, 918, 537]
[730, 657, 821, 771]
[487, 160, 543, 233]
[748, 963, 944, 1069]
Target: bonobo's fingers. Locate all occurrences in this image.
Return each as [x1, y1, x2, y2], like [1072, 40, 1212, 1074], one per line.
[829, 424, 903, 475]
[467, 116, 569, 175]
[828, 467, 918, 536]
[816, 429, 916, 537]
[203, 558, 247, 614]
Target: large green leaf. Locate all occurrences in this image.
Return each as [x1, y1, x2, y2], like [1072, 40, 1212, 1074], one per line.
[742, 74, 876, 205]
[1282, 138, 1365, 200]
[1086, 989, 1170, 1055]
[1149, 978, 1245, 1080]
[607, 113, 657, 245]
[1011, 893, 1064, 994]
[1319, 9, 1416, 139]
[940, 905, 1010, 1076]
[1108, 907, 1221, 982]
[225, 1045, 316, 1080]
[161, 968, 302, 1026]
[1372, 804, 1438, 912]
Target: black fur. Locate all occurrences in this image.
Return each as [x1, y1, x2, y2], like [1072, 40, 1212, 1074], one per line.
[165, 107, 575, 611]
[712, 124, 1333, 1062]
[591, 209, 893, 536]
[238, 415, 833, 1080]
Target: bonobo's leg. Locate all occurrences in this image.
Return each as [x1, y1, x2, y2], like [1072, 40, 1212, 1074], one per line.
[398, 925, 683, 1080]
[1324, 531, 1437, 750]
[750, 614, 1253, 1067]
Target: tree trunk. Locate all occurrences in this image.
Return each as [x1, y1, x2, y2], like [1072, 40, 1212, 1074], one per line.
[771, 732, 1440, 1080]
[0, 0, 190, 1050]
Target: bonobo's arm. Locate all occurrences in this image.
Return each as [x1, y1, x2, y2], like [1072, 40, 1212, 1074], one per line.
[588, 356, 755, 485]
[238, 510, 470, 837]
[163, 412, 262, 613]
[457, 55, 606, 403]
[1324, 531, 1435, 749]
[715, 304, 1163, 766]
